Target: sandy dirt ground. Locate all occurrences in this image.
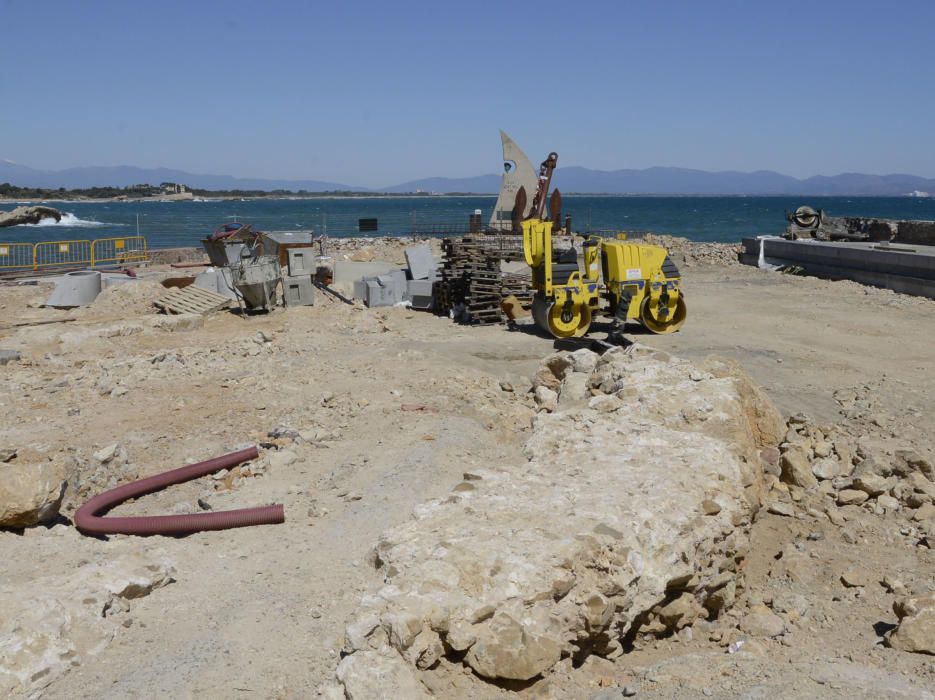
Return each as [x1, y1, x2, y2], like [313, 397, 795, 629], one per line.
[1, 241, 934, 699]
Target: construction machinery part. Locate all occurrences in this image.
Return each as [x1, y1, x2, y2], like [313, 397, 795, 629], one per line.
[519, 149, 686, 339]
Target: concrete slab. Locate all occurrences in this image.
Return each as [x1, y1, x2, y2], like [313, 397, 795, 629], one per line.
[404, 245, 437, 280]
[741, 237, 935, 299]
[332, 261, 399, 296]
[286, 247, 316, 276]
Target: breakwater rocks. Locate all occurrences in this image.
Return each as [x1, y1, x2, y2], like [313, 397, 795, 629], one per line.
[329, 345, 783, 695]
[0, 205, 61, 227]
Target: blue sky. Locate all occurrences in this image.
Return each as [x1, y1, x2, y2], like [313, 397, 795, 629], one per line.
[1, 0, 932, 187]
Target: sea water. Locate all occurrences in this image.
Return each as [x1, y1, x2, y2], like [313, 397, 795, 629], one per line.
[4, 196, 935, 248]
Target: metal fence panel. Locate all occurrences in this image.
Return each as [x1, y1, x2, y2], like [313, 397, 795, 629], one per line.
[33, 239, 92, 269]
[91, 236, 148, 266]
[0, 242, 35, 269]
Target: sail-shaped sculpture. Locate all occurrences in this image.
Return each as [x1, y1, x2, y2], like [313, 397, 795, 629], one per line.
[489, 130, 539, 230]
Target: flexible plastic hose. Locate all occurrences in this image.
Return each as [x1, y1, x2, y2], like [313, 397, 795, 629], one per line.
[74, 446, 285, 536]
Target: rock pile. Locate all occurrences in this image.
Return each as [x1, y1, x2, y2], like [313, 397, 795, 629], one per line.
[330, 345, 784, 694]
[765, 412, 935, 546]
[641, 233, 741, 267]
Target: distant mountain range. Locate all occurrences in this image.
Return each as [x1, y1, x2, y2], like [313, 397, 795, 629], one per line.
[2, 159, 933, 196]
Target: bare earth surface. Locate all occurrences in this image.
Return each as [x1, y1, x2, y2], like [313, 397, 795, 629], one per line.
[1, 239, 934, 699]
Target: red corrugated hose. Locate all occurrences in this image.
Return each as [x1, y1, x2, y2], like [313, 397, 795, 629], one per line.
[75, 446, 285, 536]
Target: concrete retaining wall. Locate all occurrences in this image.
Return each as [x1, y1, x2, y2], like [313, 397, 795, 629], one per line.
[741, 237, 935, 299]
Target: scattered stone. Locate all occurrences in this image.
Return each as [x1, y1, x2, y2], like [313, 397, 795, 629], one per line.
[781, 445, 818, 488]
[0, 349, 22, 366]
[268, 450, 298, 470]
[534, 386, 558, 413]
[811, 457, 839, 481]
[149, 314, 204, 333]
[739, 604, 785, 638]
[0, 461, 66, 528]
[840, 567, 871, 588]
[853, 473, 889, 497]
[93, 443, 119, 464]
[465, 611, 563, 681]
[701, 499, 721, 515]
[889, 592, 935, 655]
[878, 494, 900, 511]
[0, 448, 16, 463]
[569, 348, 598, 374]
[767, 501, 795, 517]
[894, 450, 935, 481]
[814, 441, 833, 458]
[913, 503, 935, 522]
[837, 489, 869, 506]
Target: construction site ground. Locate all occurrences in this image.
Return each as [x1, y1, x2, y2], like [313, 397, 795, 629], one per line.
[2, 243, 934, 699]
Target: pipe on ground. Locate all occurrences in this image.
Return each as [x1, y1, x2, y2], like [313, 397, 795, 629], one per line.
[74, 446, 285, 536]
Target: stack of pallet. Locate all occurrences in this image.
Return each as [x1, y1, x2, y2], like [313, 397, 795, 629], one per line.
[501, 271, 534, 307]
[435, 236, 532, 325]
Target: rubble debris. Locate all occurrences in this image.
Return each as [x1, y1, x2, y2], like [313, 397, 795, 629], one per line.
[335, 345, 781, 689]
[0, 548, 175, 696]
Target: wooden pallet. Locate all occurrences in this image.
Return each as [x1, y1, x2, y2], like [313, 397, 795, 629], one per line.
[154, 285, 231, 315]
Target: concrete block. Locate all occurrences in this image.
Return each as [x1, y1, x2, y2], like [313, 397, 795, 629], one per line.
[404, 245, 437, 280]
[333, 261, 399, 296]
[355, 270, 406, 307]
[287, 247, 316, 276]
[405, 279, 435, 310]
[282, 275, 315, 306]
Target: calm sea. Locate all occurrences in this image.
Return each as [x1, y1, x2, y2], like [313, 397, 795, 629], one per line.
[4, 196, 935, 248]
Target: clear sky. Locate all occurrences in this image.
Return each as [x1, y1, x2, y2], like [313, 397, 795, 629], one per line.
[1, 0, 932, 187]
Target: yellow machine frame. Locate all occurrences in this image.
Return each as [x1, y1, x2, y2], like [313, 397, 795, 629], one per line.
[522, 219, 686, 338]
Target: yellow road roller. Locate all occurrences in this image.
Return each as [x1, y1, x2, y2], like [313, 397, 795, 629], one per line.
[515, 152, 687, 339]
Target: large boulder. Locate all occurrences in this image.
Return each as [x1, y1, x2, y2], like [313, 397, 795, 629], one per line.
[335, 346, 779, 692]
[0, 460, 66, 527]
[0, 205, 62, 227]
